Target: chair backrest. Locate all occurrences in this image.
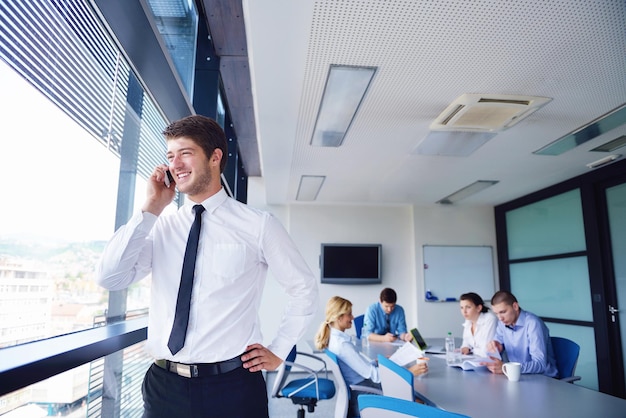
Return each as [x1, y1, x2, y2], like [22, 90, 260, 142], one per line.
[270, 345, 298, 398]
[324, 349, 350, 418]
[358, 394, 470, 418]
[377, 354, 414, 401]
[551, 336, 580, 379]
[354, 315, 365, 338]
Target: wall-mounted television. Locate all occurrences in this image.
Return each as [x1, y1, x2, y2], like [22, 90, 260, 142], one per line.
[320, 244, 382, 284]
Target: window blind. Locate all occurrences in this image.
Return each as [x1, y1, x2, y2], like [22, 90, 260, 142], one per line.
[0, 0, 168, 179]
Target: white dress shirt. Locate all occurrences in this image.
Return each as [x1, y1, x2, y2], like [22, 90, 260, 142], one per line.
[461, 311, 498, 357]
[96, 188, 318, 363]
[328, 328, 380, 386]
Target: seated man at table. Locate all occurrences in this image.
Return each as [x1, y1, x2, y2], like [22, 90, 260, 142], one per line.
[315, 296, 427, 417]
[364, 288, 413, 343]
[484, 290, 558, 377]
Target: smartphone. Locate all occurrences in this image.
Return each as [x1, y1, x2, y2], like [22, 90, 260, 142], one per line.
[164, 169, 175, 188]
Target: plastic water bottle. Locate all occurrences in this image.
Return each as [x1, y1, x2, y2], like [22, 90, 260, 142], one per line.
[361, 326, 369, 348]
[445, 332, 457, 364]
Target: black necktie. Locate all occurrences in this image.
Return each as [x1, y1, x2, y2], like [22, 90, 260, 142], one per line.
[167, 204, 205, 355]
[385, 314, 390, 334]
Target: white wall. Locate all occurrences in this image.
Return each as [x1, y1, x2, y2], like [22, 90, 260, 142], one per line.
[412, 205, 498, 339]
[246, 177, 498, 350]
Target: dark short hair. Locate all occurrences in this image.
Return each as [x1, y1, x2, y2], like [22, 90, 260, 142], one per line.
[491, 290, 518, 306]
[380, 288, 397, 304]
[460, 292, 489, 313]
[163, 115, 228, 173]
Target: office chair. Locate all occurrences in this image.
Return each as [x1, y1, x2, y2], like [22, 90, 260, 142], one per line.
[358, 394, 470, 418]
[551, 336, 582, 383]
[271, 345, 336, 418]
[354, 314, 365, 339]
[324, 349, 383, 418]
[377, 354, 435, 406]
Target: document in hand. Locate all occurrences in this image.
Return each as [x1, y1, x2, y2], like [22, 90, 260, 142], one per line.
[448, 356, 493, 371]
[389, 342, 426, 366]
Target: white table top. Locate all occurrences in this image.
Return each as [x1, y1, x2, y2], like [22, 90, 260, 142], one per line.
[360, 338, 626, 418]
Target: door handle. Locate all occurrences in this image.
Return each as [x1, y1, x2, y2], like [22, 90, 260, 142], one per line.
[609, 305, 620, 322]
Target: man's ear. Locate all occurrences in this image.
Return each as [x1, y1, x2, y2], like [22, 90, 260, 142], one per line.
[211, 148, 223, 167]
[512, 301, 520, 312]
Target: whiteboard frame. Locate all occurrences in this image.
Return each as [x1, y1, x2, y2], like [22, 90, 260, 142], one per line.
[423, 245, 495, 303]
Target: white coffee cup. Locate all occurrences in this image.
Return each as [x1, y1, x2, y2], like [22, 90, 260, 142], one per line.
[415, 357, 429, 378]
[502, 362, 521, 382]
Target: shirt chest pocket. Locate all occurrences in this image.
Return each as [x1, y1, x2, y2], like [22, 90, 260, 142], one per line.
[210, 243, 246, 278]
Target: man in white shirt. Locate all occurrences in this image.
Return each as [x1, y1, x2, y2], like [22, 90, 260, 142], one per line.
[96, 115, 318, 417]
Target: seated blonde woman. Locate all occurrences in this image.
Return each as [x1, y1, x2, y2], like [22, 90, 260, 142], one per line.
[315, 296, 427, 417]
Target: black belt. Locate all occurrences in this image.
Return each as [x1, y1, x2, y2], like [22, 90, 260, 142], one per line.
[154, 356, 243, 378]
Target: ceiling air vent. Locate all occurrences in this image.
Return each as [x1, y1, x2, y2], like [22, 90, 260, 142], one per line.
[430, 94, 552, 132]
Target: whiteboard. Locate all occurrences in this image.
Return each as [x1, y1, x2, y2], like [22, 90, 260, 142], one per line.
[423, 245, 495, 303]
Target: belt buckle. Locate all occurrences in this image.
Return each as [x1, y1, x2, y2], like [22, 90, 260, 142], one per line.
[171, 362, 198, 378]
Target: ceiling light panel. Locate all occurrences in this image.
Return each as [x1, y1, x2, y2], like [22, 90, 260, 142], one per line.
[590, 135, 626, 153]
[437, 180, 499, 204]
[310, 65, 376, 147]
[296, 175, 326, 201]
[414, 131, 496, 157]
[535, 103, 626, 156]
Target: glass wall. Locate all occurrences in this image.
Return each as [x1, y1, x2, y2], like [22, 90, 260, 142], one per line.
[606, 182, 626, 390]
[0, 0, 178, 415]
[504, 189, 598, 389]
[0, 60, 118, 347]
[0, 341, 151, 417]
[145, 0, 199, 100]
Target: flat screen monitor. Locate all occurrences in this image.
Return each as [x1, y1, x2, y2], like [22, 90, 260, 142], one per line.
[320, 244, 382, 284]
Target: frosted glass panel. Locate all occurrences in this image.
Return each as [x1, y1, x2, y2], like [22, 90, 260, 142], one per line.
[606, 182, 626, 389]
[510, 257, 592, 321]
[546, 322, 598, 391]
[506, 189, 586, 259]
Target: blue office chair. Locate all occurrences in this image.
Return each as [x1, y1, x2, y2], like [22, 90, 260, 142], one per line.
[354, 314, 365, 339]
[358, 394, 470, 418]
[551, 336, 582, 383]
[377, 354, 435, 406]
[271, 346, 336, 418]
[325, 349, 382, 418]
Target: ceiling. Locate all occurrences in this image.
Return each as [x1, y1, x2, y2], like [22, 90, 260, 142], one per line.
[204, 0, 626, 207]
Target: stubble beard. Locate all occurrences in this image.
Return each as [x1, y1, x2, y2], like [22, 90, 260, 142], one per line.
[181, 168, 214, 198]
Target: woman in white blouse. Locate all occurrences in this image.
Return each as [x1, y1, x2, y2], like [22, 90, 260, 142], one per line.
[314, 296, 427, 416]
[459, 292, 498, 357]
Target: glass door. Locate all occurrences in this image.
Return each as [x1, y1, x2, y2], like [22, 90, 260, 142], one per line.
[606, 181, 626, 395]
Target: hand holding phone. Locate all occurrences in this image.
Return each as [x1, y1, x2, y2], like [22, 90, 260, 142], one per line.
[164, 169, 175, 188]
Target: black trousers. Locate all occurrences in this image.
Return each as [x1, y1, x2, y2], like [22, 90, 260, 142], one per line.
[142, 363, 269, 418]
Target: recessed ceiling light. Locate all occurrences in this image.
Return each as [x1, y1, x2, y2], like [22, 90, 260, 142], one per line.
[296, 175, 326, 201]
[437, 180, 499, 204]
[535, 103, 626, 156]
[590, 135, 626, 153]
[310, 65, 377, 147]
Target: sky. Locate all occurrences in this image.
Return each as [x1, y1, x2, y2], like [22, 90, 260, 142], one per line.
[0, 60, 123, 242]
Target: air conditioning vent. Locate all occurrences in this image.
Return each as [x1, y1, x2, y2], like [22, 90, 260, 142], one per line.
[430, 94, 552, 132]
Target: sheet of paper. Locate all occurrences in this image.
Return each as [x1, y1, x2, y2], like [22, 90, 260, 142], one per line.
[389, 342, 425, 366]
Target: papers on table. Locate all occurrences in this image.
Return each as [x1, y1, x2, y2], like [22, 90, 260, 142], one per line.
[448, 356, 494, 371]
[389, 342, 425, 366]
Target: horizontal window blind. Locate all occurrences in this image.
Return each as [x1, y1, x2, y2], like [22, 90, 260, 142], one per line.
[0, 0, 169, 179]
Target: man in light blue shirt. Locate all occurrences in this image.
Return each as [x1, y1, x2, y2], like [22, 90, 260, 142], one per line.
[363, 288, 413, 343]
[486, 290, 558, 377]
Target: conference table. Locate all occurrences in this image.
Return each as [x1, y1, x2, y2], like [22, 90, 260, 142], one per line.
[358, 338, 626, 418]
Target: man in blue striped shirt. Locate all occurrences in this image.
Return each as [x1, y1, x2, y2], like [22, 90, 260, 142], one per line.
[485, 290, 558, 377]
